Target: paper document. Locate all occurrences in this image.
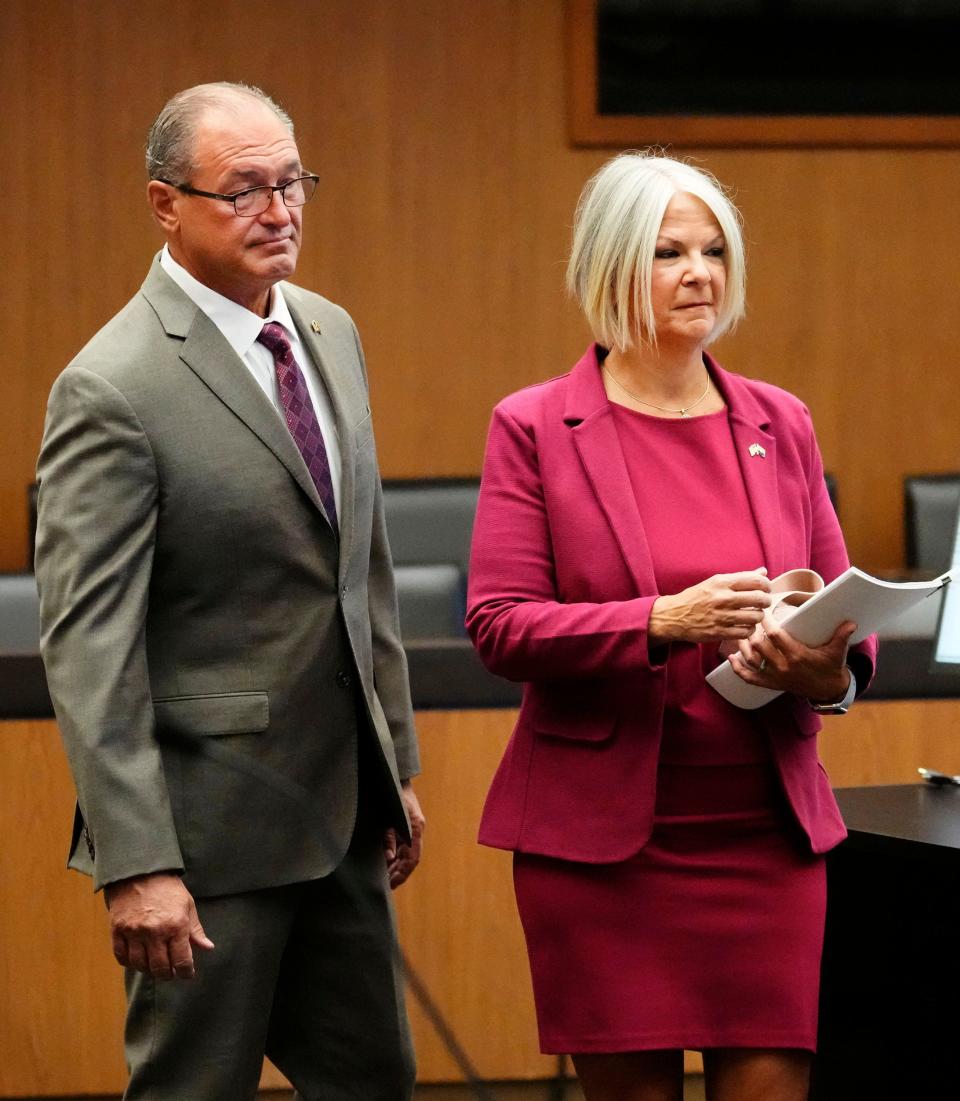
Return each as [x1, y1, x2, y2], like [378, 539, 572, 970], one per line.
[706, 566, 953, 710]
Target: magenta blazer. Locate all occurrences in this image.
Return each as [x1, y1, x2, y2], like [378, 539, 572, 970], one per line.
[467, 345, 877, 862]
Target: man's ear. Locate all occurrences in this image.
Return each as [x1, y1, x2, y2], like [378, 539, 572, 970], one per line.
[147, 180, 179, 234]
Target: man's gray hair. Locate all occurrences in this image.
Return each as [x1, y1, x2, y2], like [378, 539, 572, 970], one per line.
[145, 82, 294, 184]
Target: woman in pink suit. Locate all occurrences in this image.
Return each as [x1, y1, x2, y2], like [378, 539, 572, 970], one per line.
[466, 153, 876, 1101]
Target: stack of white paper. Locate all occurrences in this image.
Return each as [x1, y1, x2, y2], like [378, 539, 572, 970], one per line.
[706, 567, 952, 710]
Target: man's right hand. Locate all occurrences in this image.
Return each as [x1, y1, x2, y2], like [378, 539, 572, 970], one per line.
[104, 872, 214, 981]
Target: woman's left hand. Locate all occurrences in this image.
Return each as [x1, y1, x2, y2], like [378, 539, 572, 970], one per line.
[727, 611, 857, 703]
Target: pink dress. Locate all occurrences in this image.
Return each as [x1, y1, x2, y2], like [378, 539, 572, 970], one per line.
[513, 403, 826, 1054]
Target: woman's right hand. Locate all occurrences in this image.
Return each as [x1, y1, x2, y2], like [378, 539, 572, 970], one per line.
[648, 569, 772, 644]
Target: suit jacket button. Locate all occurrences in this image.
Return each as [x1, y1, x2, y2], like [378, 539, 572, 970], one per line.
[341, 584, 349, 598]
[336, 671, 352, 689]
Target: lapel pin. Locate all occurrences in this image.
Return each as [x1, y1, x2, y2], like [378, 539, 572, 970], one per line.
[310, 320, 322, 334]
[748, 443, 766, 458]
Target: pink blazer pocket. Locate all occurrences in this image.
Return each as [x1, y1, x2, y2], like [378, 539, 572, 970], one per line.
[532, 702, 617, 743]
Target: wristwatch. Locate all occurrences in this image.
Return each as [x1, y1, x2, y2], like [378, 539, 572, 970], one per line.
[808, 668, 857, 715]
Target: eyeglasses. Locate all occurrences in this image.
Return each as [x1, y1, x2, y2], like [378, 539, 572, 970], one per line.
[158, 174, 319, 217]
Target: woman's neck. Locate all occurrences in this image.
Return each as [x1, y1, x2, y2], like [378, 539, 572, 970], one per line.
[604, 341, 708, 406]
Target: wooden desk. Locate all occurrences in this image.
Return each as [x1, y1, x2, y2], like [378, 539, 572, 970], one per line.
[812, 784, 960, 1100]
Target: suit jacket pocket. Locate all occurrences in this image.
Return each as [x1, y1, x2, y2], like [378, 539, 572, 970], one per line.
[532, 701, 616, 743]
[152, 691, 269, 737]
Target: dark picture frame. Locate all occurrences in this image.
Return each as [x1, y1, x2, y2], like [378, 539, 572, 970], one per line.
[567, 0, 960, 149]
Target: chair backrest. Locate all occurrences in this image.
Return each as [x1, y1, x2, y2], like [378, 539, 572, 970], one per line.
[393, 564, 466, 639]
[904, 473, 960, 572]
[381, 479, 479, 640]
[0, 573, 41, 653]
[381, 478, 479, 572]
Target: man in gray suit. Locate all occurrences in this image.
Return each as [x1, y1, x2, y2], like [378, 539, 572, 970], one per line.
[35, 82, 424, 1100]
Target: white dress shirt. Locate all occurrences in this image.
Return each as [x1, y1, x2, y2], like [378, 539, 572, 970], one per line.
[159, 246, 342, 518]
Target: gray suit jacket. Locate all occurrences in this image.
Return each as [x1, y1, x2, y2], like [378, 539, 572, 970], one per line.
[35, 257, 419, 897]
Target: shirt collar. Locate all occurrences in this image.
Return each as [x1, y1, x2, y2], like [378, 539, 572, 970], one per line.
[160, 245, 299, 359]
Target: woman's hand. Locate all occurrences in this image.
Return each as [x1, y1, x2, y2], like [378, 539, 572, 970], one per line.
[728, 612, 856, 702]
[649, 569, 772, 644]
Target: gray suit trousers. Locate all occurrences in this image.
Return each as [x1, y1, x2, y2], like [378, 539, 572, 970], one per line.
[122, 801, 415, 1101]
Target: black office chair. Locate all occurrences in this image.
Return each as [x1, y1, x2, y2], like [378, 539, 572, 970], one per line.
[903, 473, 960, 572]
[381, 478, 479, 639]
[0, 572, 40, 654]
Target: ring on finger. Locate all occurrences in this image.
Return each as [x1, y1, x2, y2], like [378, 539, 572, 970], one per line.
[758, 657, 767, 673]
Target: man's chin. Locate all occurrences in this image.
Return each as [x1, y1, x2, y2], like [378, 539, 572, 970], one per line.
[255, 253, 299, 282]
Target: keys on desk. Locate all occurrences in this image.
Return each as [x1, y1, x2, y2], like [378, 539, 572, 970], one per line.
[918, 767, 960, 787]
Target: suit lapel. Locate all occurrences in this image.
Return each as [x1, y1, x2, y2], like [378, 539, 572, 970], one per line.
[565, 345, 788, 592]
[709, 355, 785, 576]
[565, 347, 660, 596]
[140, 259, 332, 525]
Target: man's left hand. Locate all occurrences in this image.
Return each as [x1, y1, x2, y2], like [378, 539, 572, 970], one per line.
[384, 781, 424, 890]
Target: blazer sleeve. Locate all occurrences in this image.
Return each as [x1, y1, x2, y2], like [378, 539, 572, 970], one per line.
[350, 323, 419, 780]
[466, 402, 664, 682]
[35, 366, 184, 889]
[801, 404, 878, 693]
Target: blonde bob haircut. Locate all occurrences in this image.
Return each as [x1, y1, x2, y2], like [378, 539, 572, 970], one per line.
[566, 151, 746, 352]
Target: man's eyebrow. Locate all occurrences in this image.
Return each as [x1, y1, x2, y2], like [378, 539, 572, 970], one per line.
[222, 163, 304, 189]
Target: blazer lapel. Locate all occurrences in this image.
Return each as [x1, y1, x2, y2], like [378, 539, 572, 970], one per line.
[140, 259, 330, 524]
[709, 355, 785, 576]
[565, 345, 789, 591]
[565, 347, 660, 596]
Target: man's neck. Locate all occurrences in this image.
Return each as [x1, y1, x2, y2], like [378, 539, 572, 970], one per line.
[165, 246, 273, 317]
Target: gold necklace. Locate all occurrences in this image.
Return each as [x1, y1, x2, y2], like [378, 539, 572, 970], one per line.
[602, 363, 711, 418]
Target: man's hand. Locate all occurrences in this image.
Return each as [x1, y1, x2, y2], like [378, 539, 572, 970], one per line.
[384, 781, 424, 890]
[104, 872, 214, 981]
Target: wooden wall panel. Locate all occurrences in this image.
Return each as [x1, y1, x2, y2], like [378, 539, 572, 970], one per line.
[2, 0, 960, 574]
[819, 698, 960, 788]
[0, 721, 127, 1095]
[392, 710, 554, 1082]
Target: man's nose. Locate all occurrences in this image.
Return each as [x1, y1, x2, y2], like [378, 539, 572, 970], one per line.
[259, 188, 293, 224]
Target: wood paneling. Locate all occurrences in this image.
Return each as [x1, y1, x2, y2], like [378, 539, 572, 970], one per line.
[393, 710, 554, 1082]
[819, 698, 960, 788]
[2, 0, 960, 575]
[0, 722, 127, 1095]
[4, 701, 960, 1095]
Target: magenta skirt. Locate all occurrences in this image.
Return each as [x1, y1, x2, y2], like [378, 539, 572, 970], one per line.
[513, 763, 826, 1054]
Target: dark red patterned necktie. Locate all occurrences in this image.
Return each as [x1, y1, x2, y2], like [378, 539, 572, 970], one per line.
[257, 322, 338, 530]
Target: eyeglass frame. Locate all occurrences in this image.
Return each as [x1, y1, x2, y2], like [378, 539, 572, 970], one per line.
[156, 174, 320, 217]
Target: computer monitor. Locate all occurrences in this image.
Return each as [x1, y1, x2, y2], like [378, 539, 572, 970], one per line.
[931, 511, 960, 668]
